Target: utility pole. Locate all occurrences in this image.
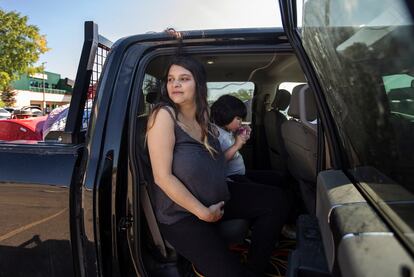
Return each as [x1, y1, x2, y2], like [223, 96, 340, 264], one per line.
[42, 62, 47, 115]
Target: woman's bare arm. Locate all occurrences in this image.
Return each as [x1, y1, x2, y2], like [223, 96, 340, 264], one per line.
[147, 108, 223, 222]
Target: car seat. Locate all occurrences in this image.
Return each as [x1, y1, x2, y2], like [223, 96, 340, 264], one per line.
[264, 89, 291, 171]
[281, 84, 318, 213]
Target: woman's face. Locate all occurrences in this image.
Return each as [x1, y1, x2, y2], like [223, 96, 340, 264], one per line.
[166, 64, 196, 106]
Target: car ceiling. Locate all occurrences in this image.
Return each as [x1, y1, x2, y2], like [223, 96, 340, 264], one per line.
[145, 52, 306, 85]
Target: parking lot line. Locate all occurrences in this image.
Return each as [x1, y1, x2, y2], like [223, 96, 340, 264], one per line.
[0, 208, 68, 242]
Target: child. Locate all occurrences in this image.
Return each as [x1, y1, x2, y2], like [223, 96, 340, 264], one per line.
[210, 95, 250, 178]
[211, 95, 297, 238]
[211, 94, 290, 186]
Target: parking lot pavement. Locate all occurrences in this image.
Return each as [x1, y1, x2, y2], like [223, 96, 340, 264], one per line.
[0, 183, 74, 276]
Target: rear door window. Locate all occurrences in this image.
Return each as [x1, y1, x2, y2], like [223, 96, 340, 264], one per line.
[0, 23, 111, 144]
[277, 82, 306, 117]
[300, 0, 414, 186]
[207, 82, 254, 122]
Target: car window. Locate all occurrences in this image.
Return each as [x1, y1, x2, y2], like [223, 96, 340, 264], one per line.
[208, 82, 254, 122]
[0, 43, 109, 144]
[278, 82, 306, 117]
[301, 0, 414, 183]
[140, 79, 255, 122]
[383, 74, 414, 117]
[383, 74, 414, 92]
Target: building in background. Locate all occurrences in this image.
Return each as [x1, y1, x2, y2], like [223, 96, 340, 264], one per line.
[11, 71, 74, 112]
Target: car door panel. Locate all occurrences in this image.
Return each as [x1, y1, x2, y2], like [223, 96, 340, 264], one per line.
[316, 170, 367, 270]
[316, 150, 414, 277]
[0, 21, 113, 277]
[338, 235, 412, 277]
[280, 0, 414, 275]
[0, 144, 82, 277]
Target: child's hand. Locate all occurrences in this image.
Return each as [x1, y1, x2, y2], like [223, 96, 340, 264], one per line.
[237, 125, 251, 140]
[235, 133, 247, 149]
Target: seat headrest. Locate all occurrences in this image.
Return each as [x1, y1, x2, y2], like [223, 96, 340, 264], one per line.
[271, 89, 291, 111]
[253, 93, 271, 120]
[304, 87, 317, 121]
[287, 84, 305, 119]
[146, 90, 159, 104]
[287, 84, 317, 121]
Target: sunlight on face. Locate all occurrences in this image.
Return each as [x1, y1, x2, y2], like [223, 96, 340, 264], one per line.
[167, 64, 196, 106]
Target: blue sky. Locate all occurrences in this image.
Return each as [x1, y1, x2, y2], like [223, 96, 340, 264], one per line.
[1, 0, 282, 80]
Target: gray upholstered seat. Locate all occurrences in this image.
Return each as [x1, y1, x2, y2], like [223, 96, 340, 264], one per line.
[281, 84, 318, 213]
[264, 89, 291, 171]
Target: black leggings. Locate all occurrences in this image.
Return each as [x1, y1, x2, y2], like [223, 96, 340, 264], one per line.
[230, 170, 301, 224]
[160, 181, 291, 277]
[229, 169, 287, 188]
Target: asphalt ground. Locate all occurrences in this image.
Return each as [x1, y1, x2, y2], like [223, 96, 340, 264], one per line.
[0, 183, 74, 276]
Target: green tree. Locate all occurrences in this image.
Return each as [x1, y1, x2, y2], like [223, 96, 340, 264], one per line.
[1, 85, 16, 106]
[0, 9, 49, 95]
[229, 88, 253, 102]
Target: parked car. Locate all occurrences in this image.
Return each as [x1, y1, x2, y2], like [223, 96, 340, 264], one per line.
[0, 116, 47, 141]
[0, 108, 11, 119]
[11, 106, 43, 119]
[23, 106, 43, 117]
[2, 107, 15, 113]
[0, 0, 413, 276]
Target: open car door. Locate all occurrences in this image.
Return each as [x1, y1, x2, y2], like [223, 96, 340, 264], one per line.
[0, 22, 112, 277]
[279, 0, 414, 276]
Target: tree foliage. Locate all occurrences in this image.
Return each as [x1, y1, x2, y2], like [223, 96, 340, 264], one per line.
[229, 89, 253, 102]
[0, 9, 49, 92]
[0, 85, 16, 106]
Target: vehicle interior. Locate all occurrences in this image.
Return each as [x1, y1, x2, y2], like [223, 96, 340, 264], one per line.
[133, 50, 328, 276]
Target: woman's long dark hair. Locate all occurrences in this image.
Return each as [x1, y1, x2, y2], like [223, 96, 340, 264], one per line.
[148, 55, 217, 156]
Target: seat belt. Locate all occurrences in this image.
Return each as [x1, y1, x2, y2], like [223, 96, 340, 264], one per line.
[136, 114, 167, 257]
[139, 184, 167, 257]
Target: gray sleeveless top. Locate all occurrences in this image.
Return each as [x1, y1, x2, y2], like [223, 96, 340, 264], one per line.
[151, 107, 230, 225]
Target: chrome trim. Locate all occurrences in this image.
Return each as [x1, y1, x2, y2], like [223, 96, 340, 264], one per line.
[342, 232, 394, 240]
[327, 201, 366, 224]
[327, 204, 342, 224]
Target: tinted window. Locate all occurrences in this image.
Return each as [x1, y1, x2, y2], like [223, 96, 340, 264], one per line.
[278, 82, 306, 117]
[141, 74, 161, 115]
[208, 82, 254, 122]
[383, 74, 414, 117]
[139, 78, 255, 121]
[0, 45, 108, 143]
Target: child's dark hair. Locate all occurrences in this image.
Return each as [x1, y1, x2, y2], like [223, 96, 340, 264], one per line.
[210, 95, 247, 127]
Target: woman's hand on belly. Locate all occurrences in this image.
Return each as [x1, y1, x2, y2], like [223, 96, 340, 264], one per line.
[198, 201, 225, 222]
